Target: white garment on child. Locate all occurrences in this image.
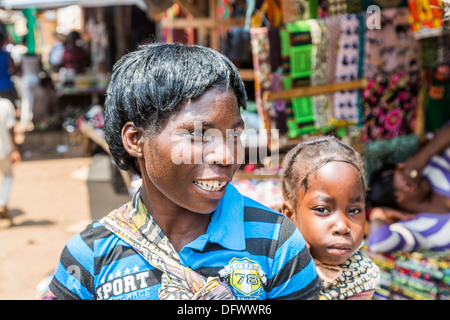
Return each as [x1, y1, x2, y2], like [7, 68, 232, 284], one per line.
[0, 97, 16, 159]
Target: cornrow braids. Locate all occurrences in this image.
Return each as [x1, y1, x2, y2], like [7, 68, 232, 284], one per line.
[281, 135, 366, 206]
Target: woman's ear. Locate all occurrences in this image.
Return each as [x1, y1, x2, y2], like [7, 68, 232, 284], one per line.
[281, 201, 295, 222]
[122, 121, 145, 158]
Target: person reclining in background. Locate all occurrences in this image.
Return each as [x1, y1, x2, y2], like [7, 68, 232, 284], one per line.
[367, 123, 450, 253]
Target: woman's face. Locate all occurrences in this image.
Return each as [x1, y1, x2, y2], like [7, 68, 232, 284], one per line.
[393, 166, 431, 208]
[293, 162, 366, 265]
[138, 87, 244, 215]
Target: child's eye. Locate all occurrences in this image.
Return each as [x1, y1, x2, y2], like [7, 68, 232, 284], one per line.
[313, 206, 330, 215]
[349, 207, 363, 215]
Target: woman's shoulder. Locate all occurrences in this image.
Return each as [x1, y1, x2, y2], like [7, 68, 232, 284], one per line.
[69, 221, 128, 257]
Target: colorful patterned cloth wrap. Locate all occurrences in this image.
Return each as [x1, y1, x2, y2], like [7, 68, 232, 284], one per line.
[100, 190, 235, 300]
[316, 249, 380, 300]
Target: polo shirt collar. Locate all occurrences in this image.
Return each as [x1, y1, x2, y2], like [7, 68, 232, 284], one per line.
[205, 183, 246, 251]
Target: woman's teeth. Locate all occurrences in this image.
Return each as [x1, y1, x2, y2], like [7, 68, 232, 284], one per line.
[194, 180, 227, 192]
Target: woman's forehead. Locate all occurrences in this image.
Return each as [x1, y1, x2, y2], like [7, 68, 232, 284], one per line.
[168, 89, 243, 127]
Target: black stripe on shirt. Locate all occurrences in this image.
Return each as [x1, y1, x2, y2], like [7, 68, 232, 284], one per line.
[49, 276, 83, 300]
[271, 274, 322, 300]
[94, 245, 138, 276]
[59, 246, 95, 296]
[80, 223, 112, 251]
[265, 245, 314, 291]
[243, 206, 284, 224]
[276, 215, 297, 251]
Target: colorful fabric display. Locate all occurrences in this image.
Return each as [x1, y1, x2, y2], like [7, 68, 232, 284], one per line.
[364, 7, 418, 78]
[308, 18, 331, 129]
[361, 72, 419, 141]
[333, 14, 362, 122]
[326, 0, 348, 17]
[408, 0, 442, 32]
[280, 0, 312, 24]
[324, 16, 341, 85]
[250, 27, 286, 140]
[250, 27, 274, 131]
[280, 21, 317, 138]
[364, 248, 450, 300]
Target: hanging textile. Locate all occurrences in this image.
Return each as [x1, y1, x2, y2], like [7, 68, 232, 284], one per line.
[280, 0, 319, 24]
[308, 19, 331, 129]
[280, 20, 316, 138]
[361, 7, 419, 142]
[361, 72, 419, 142]
[408, 0, 442, 32]
[250, 27, 273, 131]
[326, 0, 348, 17]
[333, 14, 361, 122]
[250, 26, 286, 140]
[363, 7, 419, 78]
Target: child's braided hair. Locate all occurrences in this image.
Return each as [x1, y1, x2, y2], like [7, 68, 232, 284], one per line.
[281, 135, 367, 206]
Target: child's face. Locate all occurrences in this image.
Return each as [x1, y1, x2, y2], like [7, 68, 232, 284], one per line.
[138, 87, 244, 214]
[293, 162, 366, 266]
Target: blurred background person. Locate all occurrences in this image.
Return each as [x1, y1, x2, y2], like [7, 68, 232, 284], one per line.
[0, 32, 18, 110]
[0, 96, 21, 226]
[62, 30, 90, 74]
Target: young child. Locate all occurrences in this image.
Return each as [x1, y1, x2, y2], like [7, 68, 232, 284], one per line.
[48, 43, 322, 300]
[281, 136, 379, 300]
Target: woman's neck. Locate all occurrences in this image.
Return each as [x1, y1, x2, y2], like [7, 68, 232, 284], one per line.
[139, 186, 212, 253]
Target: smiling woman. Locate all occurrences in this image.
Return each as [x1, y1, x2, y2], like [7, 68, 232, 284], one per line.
[48, 43, 322, 301]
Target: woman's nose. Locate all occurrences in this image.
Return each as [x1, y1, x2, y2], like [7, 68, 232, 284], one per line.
[204, 137, 235, 166]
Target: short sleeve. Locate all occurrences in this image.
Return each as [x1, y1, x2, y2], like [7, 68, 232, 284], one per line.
[266, 216, 322, 299]
[49, 231, 96, 300]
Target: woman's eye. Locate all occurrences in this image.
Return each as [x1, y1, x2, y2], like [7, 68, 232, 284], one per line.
[191, 131, 213, 142]
[228, 129, 243, 139]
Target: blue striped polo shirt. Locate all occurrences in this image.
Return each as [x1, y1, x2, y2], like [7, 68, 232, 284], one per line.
[49, 184, 322, 300]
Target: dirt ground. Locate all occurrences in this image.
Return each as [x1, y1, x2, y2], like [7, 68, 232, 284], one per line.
[0, 129, 130, 300]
